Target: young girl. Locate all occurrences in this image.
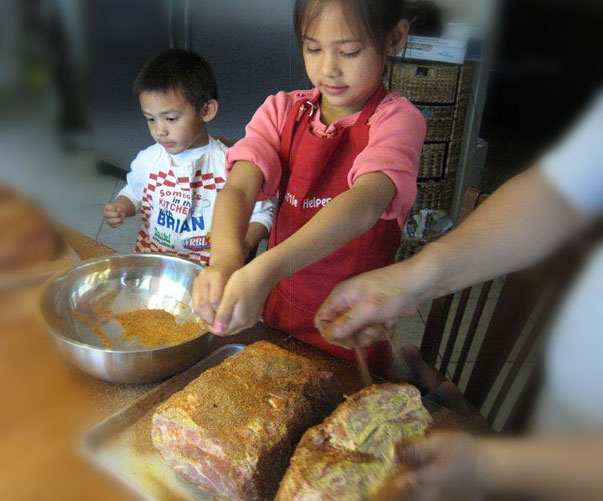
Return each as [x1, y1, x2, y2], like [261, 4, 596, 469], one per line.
[193, 0, 425, 375]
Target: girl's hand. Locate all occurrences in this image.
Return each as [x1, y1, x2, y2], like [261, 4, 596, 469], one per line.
[375, 433, 487, 501]
[192, 253, 244, 327]
[211, 257, 277, 336]
[104, 202, 128, 228]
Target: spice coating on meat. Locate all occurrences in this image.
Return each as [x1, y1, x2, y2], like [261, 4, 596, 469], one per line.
[276, 383, 432, 500]
[152, 341, 343, 500]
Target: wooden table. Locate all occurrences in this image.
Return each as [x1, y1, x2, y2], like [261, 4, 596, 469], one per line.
[0, 230, 489, 501]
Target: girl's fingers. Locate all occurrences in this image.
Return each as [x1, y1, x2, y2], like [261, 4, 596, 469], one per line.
[237, 300, 261, 333]
[213, 290, 236, 335]
[215, 293, 260, 337]
[199, 303, 216, 327]
[208, 274, 226, 311]
[192, 274, 216, 325]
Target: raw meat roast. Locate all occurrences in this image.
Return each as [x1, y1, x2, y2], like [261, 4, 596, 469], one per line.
[152, 341, 343, 500]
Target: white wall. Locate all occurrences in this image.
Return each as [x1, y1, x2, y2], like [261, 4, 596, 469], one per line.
[433, 0, 498, 28]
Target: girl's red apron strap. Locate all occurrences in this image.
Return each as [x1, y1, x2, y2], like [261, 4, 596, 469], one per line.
[357, 83, 387, 125]
[279, 83, 386, 170]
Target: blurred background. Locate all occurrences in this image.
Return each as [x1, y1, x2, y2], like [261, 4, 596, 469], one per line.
[0, 1, 602, 498]
[1, 0, 602, 235]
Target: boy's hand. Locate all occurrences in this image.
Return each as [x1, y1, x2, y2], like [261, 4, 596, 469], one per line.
[104, 202, 128, 228]
[192, 253, 244, 327]
[210, 257, 277, 336]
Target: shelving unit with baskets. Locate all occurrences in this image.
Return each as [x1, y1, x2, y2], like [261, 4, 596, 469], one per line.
[384, 59, 474, 216]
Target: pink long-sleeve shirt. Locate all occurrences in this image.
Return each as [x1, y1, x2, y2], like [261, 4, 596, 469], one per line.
[226, 88, 426, 227]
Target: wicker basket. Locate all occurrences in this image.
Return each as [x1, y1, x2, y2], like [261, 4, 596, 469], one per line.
[391, 62, 459, 104]
[418, 105, 455, 142]
[451, 65, 474, 142]
[419, 142, 446, 178]
[383, 61, 393, 90]
[396, 237, 429, 261]
[386, 60, 475, 217]
[441, 175, 456, 211]
[446, 142, 462, 178]
[414, 180, 444, 212]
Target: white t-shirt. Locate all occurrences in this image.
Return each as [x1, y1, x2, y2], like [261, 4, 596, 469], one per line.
[537, 91, 603, 433]
[118, 137, 275, 264]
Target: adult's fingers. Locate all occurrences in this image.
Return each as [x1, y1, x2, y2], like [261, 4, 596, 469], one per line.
[315, 284, 355, 327]
[384, 318, 398, 329]
[357, 324, 390, 347]
[373, 470, 419, 501]
[395, 436, 441, 468]
[320, 299, 383, 345]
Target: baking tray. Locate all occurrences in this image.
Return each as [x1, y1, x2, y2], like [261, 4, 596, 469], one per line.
[82, 344, 246, 500]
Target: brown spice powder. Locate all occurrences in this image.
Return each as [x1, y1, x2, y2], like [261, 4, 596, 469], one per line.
[113, 309, 203, 348]
[76, 309, 205, 348]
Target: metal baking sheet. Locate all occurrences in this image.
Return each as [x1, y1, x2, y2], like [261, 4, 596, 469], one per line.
[82, 344, 246, 500]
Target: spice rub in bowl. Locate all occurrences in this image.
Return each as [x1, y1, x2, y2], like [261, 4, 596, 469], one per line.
[38, 254, 215, 383]
[76, 308, 206, 349]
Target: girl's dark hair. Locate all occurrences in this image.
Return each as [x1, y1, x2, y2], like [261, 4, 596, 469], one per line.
[294, 0, 406, 52]
[134, 49, 218, 112]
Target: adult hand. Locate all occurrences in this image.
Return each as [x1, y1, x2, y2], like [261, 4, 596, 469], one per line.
[376, 433, 487, 501]
[316, 261, 435, 348]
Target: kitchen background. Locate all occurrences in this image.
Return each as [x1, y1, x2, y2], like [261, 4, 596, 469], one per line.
[1, 0, 602, 417]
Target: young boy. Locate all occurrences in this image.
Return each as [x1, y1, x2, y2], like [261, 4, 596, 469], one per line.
[103, 49, 274, 264]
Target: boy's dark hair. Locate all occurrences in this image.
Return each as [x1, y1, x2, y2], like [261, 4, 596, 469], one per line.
[294, 0, 406, 54]
[134, 49, 218, 112]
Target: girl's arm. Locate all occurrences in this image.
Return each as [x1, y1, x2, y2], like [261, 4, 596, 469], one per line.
[243, 222, 268, 258]
[264, 172, 395, 278]
[192, 161, 263, 326]
[211, 171, 396, 335]
[244, 197, 275, 258]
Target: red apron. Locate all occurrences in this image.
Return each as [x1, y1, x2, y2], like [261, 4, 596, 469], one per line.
[263, 85, 401, 377]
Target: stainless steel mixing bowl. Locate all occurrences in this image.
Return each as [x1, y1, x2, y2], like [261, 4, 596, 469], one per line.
[37, 253, 215, 384]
